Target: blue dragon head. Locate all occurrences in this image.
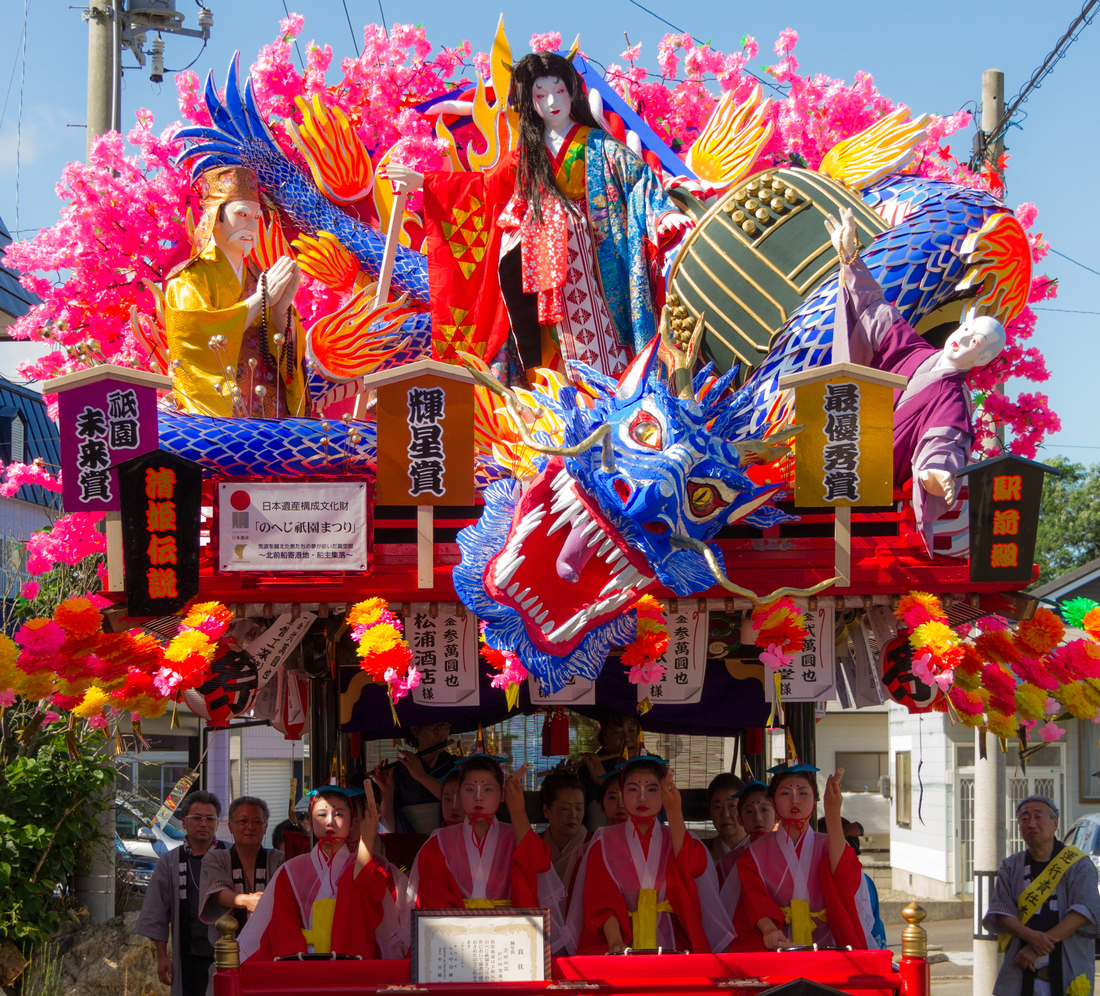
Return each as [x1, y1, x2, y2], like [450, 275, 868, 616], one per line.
[454, 327, 798, 691]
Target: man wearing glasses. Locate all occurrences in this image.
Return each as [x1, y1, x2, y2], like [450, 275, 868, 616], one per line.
[136, 790, 226, 996]
[199, 796, 285, 934]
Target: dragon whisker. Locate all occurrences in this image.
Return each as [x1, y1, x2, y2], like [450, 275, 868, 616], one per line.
[670, 533, 838, 605]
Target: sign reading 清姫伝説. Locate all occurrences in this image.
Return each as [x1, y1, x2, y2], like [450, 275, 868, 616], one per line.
[216, 480, 371, 572]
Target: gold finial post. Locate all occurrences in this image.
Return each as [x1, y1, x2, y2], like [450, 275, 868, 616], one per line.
[900, 902, 928, 960]
[214, 914, 241, 970]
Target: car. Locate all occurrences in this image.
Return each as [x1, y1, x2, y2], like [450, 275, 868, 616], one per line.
[1061, 814, 1100, 953]
[114, 793, 186, 892]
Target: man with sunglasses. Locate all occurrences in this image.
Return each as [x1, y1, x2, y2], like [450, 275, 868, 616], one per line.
[136, 790, 226, 996]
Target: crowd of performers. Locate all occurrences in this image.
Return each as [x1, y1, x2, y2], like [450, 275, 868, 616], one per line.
[175, 712, 888, 970]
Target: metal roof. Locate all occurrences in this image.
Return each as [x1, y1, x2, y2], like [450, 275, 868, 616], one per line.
[0, 375, 60, 509]
[0, 213, 39, 322]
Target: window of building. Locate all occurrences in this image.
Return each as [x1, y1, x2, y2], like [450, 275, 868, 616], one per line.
[895, 751, 912, 828]
[836, 751, 888, 792]
[10, 414, 24, 464]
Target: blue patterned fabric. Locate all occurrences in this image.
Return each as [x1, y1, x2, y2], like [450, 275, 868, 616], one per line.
[585, 131, 679, 353]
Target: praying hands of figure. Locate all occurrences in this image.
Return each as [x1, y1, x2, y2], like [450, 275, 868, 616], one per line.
[823, 207, 858, 262]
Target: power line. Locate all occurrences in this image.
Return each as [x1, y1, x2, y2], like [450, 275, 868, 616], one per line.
[280, 0, 305, 70]
[376, 0, 387, 35]
[0, 1, 29, 132]
[343, 0, 361, 56]
[1033, 308, 1100, 316]
[1046, 248, 1100, 280]
[14, 0, 29, 238]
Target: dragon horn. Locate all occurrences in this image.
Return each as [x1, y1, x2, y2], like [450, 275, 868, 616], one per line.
[566, 35, 581, 62]
[670, 533, 838, 605]
[460, 356, 612, 458]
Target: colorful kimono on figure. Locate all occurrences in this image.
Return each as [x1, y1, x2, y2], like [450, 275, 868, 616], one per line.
[567, 819, 732, 954]
[422, 125, 688, 378]
[716, 835, 752, 890]
[732, 828, 865, 951]
[237, 842, 406, 961]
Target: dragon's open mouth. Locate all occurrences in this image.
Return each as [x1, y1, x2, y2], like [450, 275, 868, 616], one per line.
[484, 457, 655, 656]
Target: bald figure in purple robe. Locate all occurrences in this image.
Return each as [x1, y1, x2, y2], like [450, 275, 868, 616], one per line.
[826, 208, 1006, 556]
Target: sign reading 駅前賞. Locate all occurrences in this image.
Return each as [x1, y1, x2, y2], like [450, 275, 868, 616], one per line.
[217, 480, 371, 572]
[45, 367, 169, 512]
[957, 454, 1058, 584]
[119, 449, 202, 616]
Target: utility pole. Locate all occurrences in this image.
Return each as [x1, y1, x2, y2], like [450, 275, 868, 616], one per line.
[85, 0, 120, 159]
[972, 69, 1007, 996]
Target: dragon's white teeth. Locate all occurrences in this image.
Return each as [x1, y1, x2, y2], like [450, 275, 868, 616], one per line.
[507, 582, 520, 596]
[550, 487, 579, 514]
[521, 594, 539, 610]
[615, 568, 644, 590]
[541, 622, 555, 634]
[597, 537, 615, 557]
[496, 554, 525, 586]
[535, 609, 549, 624]
[587, 530, 603, 549]
[528, 601, 544, 619]
[579, 517, 599, 539]
[552, 468, 571, 491]
[517, 587, 531, 601]
[635, 577, 654, 590]
[605, 547, 625, 567]
[547, 502, 584, 536]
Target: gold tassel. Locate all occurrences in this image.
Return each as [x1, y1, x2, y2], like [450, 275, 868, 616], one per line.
[388, 696, 399, 726]
[132, 720, 150, 751]
[455, 738, 466, 758]
[785, 728, 798, 763]
[475, 721, 486, 754]
[636, 696, 652, 716]
[114, 722, 124, 756]
[505, 682, 520, 712]
[170, 693, 180, 730]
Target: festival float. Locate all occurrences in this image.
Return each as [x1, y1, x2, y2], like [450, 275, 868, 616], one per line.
[4, 11, 1095, 996]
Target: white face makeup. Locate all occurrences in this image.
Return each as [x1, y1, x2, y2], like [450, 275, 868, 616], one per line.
[532, 75, 572, 134]
[622, 770, 662, 817]
[213, 199, 262, 262]
[772, 775, 816, 823]
[942, 316, 1006, 371]
[310, 795, 352, 840]
[460, 771, 502, 817]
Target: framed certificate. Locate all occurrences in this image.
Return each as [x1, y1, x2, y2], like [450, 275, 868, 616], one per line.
[410, 909, 550, 983]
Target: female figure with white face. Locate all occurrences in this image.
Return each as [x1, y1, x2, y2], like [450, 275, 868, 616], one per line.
[383, 52, 689, 383]
[408, 757, 564, 929]
[237, 784, 398, 962]
[567, 758, 731, 955]
[730, 765, 866, 951]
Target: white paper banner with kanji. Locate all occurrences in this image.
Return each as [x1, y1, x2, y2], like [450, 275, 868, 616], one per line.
[638, 602, 708, 706]
[528, 673, 597, 706]
[408, 603, 480, 706]
[763, 604, 836, 703]
[246, 611, 316, 689]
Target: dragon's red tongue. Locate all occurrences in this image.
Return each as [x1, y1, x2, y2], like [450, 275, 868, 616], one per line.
[556, 515, 599, 582]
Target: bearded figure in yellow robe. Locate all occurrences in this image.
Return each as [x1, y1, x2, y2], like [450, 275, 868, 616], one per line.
[165, 166, 310, 417]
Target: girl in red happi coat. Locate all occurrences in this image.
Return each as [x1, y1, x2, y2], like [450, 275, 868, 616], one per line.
[408, 755, 565, 936]
[238, 783, 405, 961]
[566, 755, 731, 955]
[731, 763, 865, 951]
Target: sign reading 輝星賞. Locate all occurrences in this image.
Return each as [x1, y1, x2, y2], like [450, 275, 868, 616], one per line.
[60, 379, 161, 511]
[408, 602, 480, 706]
[119, 450, 202, 616]
[217, 480, 371, 572]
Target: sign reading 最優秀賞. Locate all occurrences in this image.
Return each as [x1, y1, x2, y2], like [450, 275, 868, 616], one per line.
[216, 480, 371, 572]
[956, 453, 1057, 584]
[44, 367, 169, 513]
[407, 602, 480, 707]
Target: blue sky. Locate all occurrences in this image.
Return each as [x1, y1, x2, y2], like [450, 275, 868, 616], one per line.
[0, 1, 1096, 465]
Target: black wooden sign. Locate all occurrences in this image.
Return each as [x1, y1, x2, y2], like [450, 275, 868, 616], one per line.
[956, 454, 1057, 584]
[119, 449, 202, 616]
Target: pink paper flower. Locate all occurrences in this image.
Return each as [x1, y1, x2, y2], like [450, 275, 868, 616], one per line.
[977, 614, 1010, 632]
[41, 710, 62, 725]
[19, 581, 39, 600]
[0, 688, 16, 707]
[1039, 721, 1066, 743]
[760, 644, 794, 672]
[384, 665, 421, 701]
[627, 660, 666, 685]
[153, 666, 183, 697]
[86, 713, 109, 731]
[529, 32, 562, 53]
[14, 619, 66, 653]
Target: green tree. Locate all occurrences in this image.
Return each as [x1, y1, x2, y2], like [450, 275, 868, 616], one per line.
[1033, 456, 1100, 587]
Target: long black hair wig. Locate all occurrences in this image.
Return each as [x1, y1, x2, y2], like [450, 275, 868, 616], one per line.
[507, 51, 602, 223]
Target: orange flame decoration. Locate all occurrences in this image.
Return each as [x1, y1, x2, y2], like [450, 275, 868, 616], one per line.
[254, 211, 295, 271]
[467, 17, 519, 174]
[684, 84, 774, 188]
[307, 283, 414, 382]
[129, 278, 170, 375]
[288, 95, 375, 204]
[293, 230, 361, 292]
[955, 212, 1033, 326]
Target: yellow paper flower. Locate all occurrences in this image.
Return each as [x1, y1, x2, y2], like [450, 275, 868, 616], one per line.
[1059, 682, 1100, 720]
[14, 669, 56, 701]
[355, 622, 402, 657]
[0, 634, 18, 688]
[165, 629, 215, 663]
[73, 686, 110, 718]
[1068, 974, 1091, 996]
[987, 710, 1017, 739]
[910, 620, 960, 655]
[1014, 683, 1048, 721]
[348, 598, 387, 627]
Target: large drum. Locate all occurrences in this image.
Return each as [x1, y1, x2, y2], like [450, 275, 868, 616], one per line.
[668, 168, 888, 374]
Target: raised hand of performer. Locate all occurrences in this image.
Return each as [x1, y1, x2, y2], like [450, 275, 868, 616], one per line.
[660, 769, 687, 856]
[354, 779, 381, 879]
[824, 767, 848, 873]
[370, 761, 397, 834]
[504, 763, 533, 842]
[823, 207, 858, 263]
